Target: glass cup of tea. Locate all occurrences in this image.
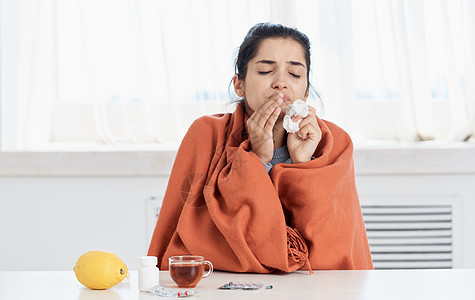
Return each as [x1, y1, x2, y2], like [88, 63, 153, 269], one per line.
[168, 255, 213, 288]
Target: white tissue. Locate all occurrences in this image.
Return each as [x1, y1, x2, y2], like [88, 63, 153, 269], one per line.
[283, 99, 308, 133]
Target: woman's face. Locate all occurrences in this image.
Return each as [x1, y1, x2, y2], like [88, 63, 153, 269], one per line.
[234, 37, 309, 117]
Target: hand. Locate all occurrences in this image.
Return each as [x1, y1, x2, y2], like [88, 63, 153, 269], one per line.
[287, 105, 322, 163]
[246, 96, 283, 164]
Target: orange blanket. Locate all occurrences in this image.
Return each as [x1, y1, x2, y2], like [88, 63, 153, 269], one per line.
[148, 103, 373, 272]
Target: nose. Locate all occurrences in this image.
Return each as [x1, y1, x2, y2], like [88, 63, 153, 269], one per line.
[272, 71, 287, 90]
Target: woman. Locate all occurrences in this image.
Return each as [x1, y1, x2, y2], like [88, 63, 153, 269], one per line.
[148, 23, 373, 272]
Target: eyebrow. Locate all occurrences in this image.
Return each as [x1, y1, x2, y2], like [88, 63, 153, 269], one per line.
[256, 60, 306, 68]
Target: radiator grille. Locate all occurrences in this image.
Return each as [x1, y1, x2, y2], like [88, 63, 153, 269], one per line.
[361, 205, 453, 269]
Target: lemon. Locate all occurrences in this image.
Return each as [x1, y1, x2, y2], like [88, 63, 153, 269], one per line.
[74, 250, 128, 290]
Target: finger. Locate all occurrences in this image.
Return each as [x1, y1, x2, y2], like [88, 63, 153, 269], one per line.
[297, 113, 318, 129]
[298, 125, 310, 140]
[307, 105, 317, 116]
[299, 119, 321, 141]
[248, 97, 280, 123]
[247, 100, 276, 131]
[291, 115, 303, 122]
[291, 105, 315, 122]
[253, 98, 283, 129]
[261, 95, 284, 115]
[264, 106, 281, 130]
[298, 114, 318, 135]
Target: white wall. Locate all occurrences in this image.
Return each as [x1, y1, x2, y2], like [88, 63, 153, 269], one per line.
[1, 145, 474, 271]
[0, 176, 168, 271]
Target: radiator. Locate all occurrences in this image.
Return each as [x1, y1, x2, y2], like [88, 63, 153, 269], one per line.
[361, 196, 462, 269]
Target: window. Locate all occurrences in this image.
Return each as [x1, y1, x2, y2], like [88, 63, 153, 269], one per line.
[1, 0, 474, 150]
[349, 0, 474, 142]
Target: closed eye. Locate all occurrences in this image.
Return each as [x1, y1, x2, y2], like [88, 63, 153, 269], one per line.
[290, 73, 301, 78]
[258, 71, 271, 75]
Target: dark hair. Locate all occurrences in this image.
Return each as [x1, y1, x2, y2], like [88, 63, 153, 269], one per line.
[236, 23, 311, 83]
[230, 23, 321, 104]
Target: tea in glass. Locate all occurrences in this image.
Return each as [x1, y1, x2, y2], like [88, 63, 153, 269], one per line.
[168, 255, 213, 288]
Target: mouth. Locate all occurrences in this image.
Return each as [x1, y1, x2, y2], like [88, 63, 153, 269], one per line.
[272, 92, 291, 103]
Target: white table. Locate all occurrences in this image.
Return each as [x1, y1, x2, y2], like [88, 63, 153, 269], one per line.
[1, 269, 474, 299]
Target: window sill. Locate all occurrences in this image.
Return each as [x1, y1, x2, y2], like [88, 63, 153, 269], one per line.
[353, 141, 475, 175]
[1, 142, 474, 176]
[0, 143, 179, 176]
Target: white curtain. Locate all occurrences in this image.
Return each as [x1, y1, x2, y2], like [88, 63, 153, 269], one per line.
[0, 0, 56, 150]
[346, 0, 475, 143]
[1, 0, 474, 150]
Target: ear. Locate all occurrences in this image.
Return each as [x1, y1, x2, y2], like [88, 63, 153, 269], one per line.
[233, 74, 245, 97]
